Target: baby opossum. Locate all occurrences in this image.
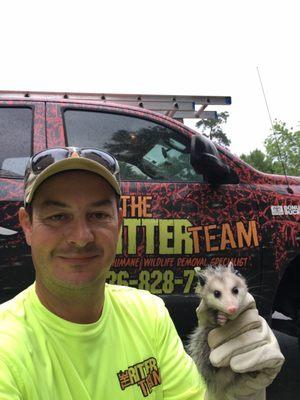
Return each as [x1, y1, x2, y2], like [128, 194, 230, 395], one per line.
[187, 263, 248, 400]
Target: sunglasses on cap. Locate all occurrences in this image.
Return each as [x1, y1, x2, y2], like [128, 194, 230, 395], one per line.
[25, 147, 120, 180]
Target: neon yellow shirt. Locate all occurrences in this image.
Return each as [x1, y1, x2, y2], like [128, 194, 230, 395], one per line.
[0, 284, 206, 399]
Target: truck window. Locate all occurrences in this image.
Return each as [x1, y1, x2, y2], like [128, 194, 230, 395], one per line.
[0, 107, 32, 178]
[64, 109, 203, 182]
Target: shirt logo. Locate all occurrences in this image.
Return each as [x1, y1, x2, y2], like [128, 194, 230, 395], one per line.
[117, 357, 161, 397]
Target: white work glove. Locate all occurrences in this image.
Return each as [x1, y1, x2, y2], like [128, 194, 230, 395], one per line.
[197, 293, 285, 400]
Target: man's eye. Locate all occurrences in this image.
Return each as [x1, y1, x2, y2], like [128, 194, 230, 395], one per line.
[48, 214, 66, 222]
[91, 212, 107, 219]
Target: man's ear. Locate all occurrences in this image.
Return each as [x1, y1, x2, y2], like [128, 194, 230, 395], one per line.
[18, 207, 32, 246]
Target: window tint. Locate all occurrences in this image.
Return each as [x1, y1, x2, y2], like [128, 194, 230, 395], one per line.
[64, 110, 203, 182]
[0, 108, 32, 177]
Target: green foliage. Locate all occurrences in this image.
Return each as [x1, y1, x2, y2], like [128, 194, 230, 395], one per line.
[196, 111, 231, 147]
[240, 149, 275, 173]
[264, 120, 300, 176]
[240, 120, 300, 176]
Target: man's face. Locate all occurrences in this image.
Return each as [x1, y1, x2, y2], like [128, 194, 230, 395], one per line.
[19, 170, 122, 293]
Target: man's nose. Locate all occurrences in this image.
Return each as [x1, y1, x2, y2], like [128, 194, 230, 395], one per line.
[65, 218, 94, 247]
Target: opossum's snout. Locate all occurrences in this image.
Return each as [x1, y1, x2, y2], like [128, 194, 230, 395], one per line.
[227, 305, 237, 314]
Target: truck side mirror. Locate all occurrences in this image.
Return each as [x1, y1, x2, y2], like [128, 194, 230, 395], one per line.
[190, 135, 238, 184]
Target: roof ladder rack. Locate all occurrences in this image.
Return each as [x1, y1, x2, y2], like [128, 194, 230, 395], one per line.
[0, 91, 231, 121]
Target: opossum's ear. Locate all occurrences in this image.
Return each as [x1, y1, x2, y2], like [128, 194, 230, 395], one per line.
[194, 267, 206, 287]
[228, 262, 235, 272]
[228, 262, 241, 277]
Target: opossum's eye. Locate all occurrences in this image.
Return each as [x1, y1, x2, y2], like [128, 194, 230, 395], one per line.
[232, 287, 239, 295]
[214, 290, 221, 298]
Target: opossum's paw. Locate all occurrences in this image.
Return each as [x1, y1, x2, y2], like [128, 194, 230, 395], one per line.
[217, 312, 228, 326]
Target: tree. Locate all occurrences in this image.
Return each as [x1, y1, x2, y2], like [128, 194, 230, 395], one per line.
[240, 149, 275, 173]
[264, 120, 300, 176]
[240, 120, 300, 176]
[196, 111, 231, 147]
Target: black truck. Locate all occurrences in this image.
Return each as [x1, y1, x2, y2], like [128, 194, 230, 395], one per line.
[0, 91, 299, 339]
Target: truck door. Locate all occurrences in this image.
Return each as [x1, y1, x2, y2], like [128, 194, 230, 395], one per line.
[0, 101, 46, 302]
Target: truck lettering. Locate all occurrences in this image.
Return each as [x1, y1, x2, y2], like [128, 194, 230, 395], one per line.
[121, 195, 152, 218]
[117, 219, 259, 255]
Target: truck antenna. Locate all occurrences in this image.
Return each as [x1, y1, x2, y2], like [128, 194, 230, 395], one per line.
[256, 66, 293, 194]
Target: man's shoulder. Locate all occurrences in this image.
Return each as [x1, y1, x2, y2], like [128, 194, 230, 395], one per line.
[105, 284, 166, 315]
[105, 284, 172, 338]
[106, 283, 163, 302]
[0, 286, 32, 317]
[0, 287, 33, 358]
[0, 286, 34, 338]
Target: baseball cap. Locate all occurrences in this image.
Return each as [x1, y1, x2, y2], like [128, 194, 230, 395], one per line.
[24, 147, 121, 205]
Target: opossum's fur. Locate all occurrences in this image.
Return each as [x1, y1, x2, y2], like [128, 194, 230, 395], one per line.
[187, 263, 248, 400]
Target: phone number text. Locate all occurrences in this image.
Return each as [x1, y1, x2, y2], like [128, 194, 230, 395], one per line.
[106, 269, 195, 295]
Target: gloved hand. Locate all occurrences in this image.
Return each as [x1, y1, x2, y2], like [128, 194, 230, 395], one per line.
[197, 293, 285, 399]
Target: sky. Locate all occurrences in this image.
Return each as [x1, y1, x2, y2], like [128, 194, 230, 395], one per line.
[1, 0, 299, 156]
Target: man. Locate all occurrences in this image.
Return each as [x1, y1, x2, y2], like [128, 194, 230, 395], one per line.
[0, 147, 284, 399]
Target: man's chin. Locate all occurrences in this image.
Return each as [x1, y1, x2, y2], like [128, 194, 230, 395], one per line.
[52, 273, 105, 292]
